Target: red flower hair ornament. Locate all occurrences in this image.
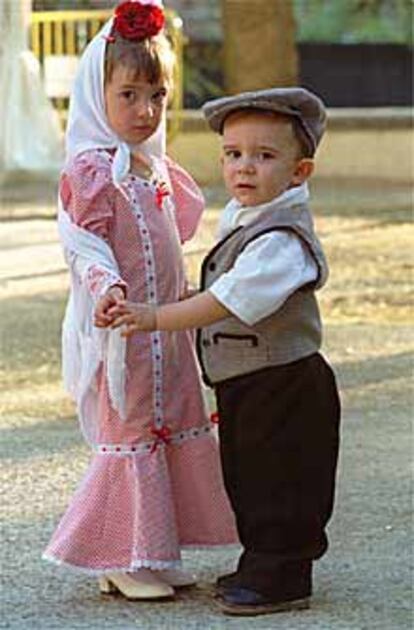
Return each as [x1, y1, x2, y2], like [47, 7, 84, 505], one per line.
[113, 1, 165, 41]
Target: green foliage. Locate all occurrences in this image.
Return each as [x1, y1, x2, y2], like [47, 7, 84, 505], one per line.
[293, 0, 413, 43]
[183, 43, 224, 107]
[183, 62, 223, 107]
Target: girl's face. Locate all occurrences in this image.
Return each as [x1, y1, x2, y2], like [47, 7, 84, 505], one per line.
[221, 111, 313, 206]
[104, 64, 168, 145]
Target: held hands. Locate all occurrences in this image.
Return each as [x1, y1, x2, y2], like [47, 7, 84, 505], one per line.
[94, 286, 126, 329]
[95, 289, 225, 335]
[108, 301, 157, 337]
[94, 286, 156, 336]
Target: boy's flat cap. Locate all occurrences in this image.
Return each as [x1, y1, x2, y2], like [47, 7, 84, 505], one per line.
[202, 87, 327, 155]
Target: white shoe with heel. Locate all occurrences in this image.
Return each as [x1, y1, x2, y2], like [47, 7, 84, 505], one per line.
[98, 569, 174, 600]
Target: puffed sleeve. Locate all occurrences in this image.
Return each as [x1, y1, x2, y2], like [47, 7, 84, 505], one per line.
[60, 151, 116, 240]
[166, 156, 205, 243]
[60, 151, 127, 300]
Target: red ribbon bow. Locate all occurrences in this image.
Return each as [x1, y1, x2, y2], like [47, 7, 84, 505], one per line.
[150, 425, 172, 453]
[210, 412, 220, 424]
[155, 182, 170, 210]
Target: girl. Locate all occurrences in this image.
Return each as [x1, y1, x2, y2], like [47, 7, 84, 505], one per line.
[43, 0, 237, 601]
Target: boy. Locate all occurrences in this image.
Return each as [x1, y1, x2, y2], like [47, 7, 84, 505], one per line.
[101, 87, 341, 616]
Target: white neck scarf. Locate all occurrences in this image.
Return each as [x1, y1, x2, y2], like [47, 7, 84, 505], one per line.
[58, 205, 127, 443]
[218, 183, 310, 239]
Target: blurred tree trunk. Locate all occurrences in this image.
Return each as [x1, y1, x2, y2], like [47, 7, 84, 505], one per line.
[221, 0, 298, 94]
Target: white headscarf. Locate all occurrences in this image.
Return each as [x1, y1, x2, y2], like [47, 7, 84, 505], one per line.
[65, 0, 167, 188]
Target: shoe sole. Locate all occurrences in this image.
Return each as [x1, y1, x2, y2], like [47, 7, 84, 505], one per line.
[217, 596, 310, 616]
[99, 581, 174, 601]
[100, 589, 174, 601]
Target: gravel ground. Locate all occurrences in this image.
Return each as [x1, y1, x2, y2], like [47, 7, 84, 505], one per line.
[1, 180, 413, 629]
[2, 324, 412, 630]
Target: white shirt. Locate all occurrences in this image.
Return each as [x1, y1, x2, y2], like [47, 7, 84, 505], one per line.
[209, 184, 318, 326]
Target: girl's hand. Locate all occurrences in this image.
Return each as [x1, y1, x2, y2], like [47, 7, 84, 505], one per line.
[109, 301, 157, 336]
[94, 286, 126, 328]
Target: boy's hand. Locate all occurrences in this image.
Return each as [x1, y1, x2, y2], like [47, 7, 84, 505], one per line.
[94, 286, 126, 328]
[109, 301, 157, 336]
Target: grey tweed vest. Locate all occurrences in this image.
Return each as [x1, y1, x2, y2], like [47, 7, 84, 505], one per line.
[197, 201, 329, 385]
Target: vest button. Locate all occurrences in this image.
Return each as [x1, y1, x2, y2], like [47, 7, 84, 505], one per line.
[202, 339, 211, 347]
[208, 262, 216, 271]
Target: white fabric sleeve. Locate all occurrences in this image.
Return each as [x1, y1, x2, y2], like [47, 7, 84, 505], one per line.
[69, 252, 126, 301]
[209, 231, 318, 326]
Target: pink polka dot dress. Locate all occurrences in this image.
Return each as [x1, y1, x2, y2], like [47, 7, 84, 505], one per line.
[43, 149, 238, 573]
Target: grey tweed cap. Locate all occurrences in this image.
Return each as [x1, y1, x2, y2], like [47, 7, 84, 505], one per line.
[202, 87, 327, 155]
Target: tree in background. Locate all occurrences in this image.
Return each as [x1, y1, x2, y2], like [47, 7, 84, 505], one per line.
[221, 0, 298, 94]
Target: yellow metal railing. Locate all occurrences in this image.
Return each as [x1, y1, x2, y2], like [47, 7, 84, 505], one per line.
[30, 9, 184, 136]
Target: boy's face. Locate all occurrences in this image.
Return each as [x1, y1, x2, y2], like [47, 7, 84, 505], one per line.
[221, 111, 313, 206]
[104, 64, 168, 145]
